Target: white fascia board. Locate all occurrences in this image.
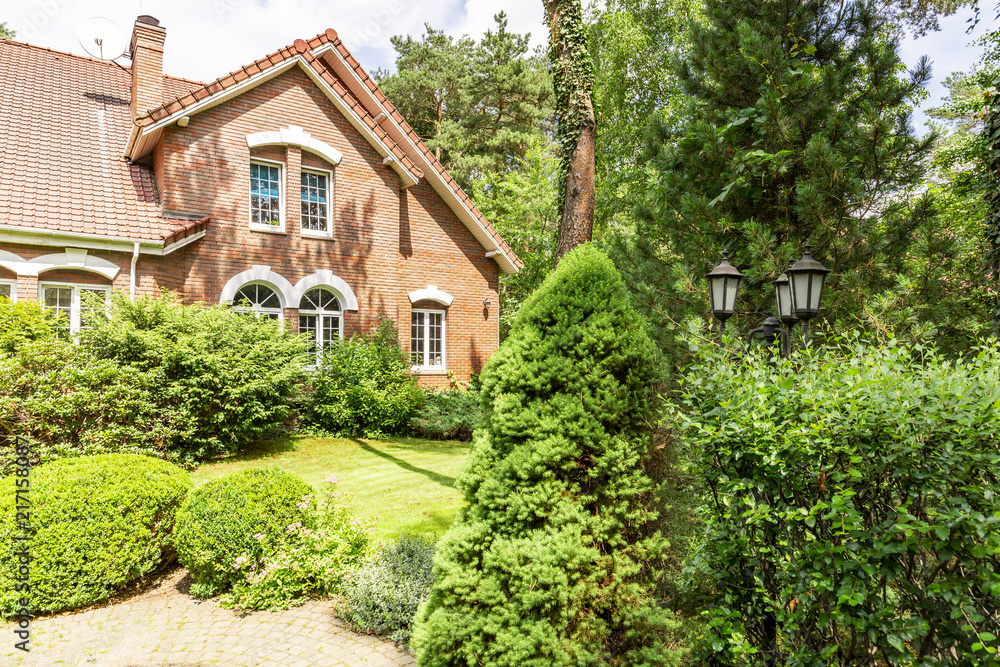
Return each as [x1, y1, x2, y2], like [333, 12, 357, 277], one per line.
[128, 57, 419, 188]
[162, 230, 207, 255]
[0, 224, 165, 255]
[313, 44, 518, 274]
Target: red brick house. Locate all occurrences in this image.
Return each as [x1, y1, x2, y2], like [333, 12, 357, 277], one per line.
[0, 16, 521, 386]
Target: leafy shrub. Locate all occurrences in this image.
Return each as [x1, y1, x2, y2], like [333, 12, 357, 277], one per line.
[676, 338, 1000, 665]
[342, 534, 437, 644]
[0, 298, 57, 356]
[0, 453, 190, 617]
[303, 318, 423, 438]
[412, 245, 684, 666]
[410, 389, 482, 441]
[82, 292, 306, 459]
[0, 340, 191, 475]
[220, 475, 374, 612]
[173, 468, 315, 598]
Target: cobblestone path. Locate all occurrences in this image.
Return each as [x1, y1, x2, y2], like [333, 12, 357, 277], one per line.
[1, 568, 415, 666]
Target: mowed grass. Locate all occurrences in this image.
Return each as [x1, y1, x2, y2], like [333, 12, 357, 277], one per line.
[190, 435, 471, 541]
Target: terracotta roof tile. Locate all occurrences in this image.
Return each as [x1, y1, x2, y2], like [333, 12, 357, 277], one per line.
[0, 39, 209, 244]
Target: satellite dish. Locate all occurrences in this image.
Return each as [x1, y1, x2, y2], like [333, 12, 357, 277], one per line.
[78, 17, 128, 62]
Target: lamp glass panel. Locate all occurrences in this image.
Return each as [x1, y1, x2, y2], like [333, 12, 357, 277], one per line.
[724, 277, 739, 314]
[791, 272, 812, 313]
[710, 277, 725, 313]
[775, 283, 792, 319]
[810, 273, 825, 311]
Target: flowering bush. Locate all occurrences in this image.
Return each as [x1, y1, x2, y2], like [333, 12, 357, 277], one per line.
[220, 475, 375, 612]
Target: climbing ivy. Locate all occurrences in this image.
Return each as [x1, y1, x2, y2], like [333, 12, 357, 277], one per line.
[546, 0, 595, 190]
[987, 84, 1000, 332]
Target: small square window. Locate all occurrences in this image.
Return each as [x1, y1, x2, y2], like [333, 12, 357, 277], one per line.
[301, 170, 331, 235]
[250, 161, 283, 230]
[0, 281, 14, 302]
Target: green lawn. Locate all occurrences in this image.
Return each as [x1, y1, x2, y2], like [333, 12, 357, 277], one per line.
[191, 435, 471, 541]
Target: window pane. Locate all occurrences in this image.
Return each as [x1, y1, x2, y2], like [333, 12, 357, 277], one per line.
[43, 287, 73, 336]
[411, 312, 424, 366]
[0, 284, 10, 300]
[299, 288, 340, 313]
[299, 314, 318, 360]
[300, 171, 329, 232]
[428, 312, 443, 367]
[79, 288, 107, 330]
[250, 163, 282, 226]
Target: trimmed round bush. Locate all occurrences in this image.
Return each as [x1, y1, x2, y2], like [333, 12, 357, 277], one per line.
[173, 468, 315, 597]
[0, 453, 191, 617]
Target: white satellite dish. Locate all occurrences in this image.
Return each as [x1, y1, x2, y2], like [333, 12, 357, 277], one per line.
[78, 17, 128, 62]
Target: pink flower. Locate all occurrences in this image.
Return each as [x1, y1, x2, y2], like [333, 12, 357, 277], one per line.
[253, 533, 265, 541]
[321, 475, 339, 484]
[234, 556, 247, 570]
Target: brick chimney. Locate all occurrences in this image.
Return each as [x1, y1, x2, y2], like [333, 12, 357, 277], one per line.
[129, 15, 165, 120]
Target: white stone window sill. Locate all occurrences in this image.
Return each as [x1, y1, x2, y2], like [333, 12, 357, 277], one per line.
[301, 229, 334, 240]
[411, 367, 447, 375]
[249, 224, 286, 234]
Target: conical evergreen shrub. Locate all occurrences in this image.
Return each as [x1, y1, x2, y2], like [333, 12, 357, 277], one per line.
[412, 244, 681, 666]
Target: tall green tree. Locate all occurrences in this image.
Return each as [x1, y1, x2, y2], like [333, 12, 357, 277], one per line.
[546, 0, 597, 265]
[589, 0, 700, 237]
[616, 0, 934, 359]
[412, 245, 683, 666]
[375, 15, 552, 191]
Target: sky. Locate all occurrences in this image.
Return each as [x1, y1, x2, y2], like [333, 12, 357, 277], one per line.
[3, 0, 996, 134]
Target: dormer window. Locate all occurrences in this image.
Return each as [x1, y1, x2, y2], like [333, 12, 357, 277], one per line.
[301, 169, 331, 236]
[250, 161, 283, 231]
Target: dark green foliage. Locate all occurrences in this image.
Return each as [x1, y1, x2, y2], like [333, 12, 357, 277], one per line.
[0, 454, 190, 617]
[0, 22, 13, 39]
[82, 292, 306, 459]
[173, 468, 315, 598]
[302, 318, 422, 438]
[375, 13, 552, 190]
[410, 390, 482, 442]
[618, 0, 935, 366]
[0, 340, 191, 475]
[676, 339, 1000, 665]
[0, 298, 58, 356]
[342, 534, 437, 644]
[986, 86, 1000, 330]
[412, 245, 684, 666]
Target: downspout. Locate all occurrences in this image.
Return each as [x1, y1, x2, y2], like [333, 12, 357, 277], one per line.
[130, 242, 140, 299]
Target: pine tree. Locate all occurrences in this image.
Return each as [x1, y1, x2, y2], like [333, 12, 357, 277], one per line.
[619, 0, 934, 353]
[411, 245, 683, 666]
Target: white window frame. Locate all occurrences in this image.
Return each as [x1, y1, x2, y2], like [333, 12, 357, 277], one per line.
[231, 282, 284, 321]
[38, 282, 111, 335]
[300, 166, 333, 238]
[410, 308, 446, 372]
[249, 158, 285, 232]
[0, 279, 15, 303]
[298, 287, 344, 368]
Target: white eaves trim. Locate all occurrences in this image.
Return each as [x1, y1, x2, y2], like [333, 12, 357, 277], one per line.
[0, 224, 199, 257]
[312, 43, 519, 275]
[408, 285, 454, 307]
[126, 57, 419, 188]
[246, 125, 343, 165]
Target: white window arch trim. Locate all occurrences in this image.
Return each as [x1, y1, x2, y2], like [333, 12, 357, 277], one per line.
[291, 271, 359, 311]
[245, 125, 344, 167]
[220, 266, 296, 308]
[407, 285, 454, 307]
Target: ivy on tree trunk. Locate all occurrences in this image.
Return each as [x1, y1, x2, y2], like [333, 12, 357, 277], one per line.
[987, 84, 1000, 333]
[546, 0, 596, 267]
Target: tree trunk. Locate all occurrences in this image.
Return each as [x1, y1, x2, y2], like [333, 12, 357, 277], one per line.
[547, 0, 596, 268]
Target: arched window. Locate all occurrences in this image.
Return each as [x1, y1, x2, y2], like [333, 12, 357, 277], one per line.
[298, 287, 343, 364]
[233, 283, 283, 319]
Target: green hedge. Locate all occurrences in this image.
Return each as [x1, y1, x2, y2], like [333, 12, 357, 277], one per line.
[0, 341, 191, 474]
[0, 453, 191, 617]
[302, 318, 423, 438]
[410, 390, 482, 442]
[676, 339, 1000, 664]
[82, 292, 307, 460]
[173, 468, 315, 598]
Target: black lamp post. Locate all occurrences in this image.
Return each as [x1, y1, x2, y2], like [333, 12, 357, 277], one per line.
[772, 273, 798, 358]
[706, 251, 744, 344]
[786, 244, 831, 344]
